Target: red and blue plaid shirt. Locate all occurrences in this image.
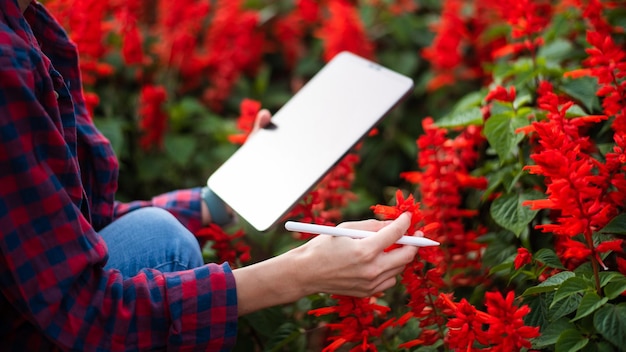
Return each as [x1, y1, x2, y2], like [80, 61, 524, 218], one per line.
[0, 1, 238, 350]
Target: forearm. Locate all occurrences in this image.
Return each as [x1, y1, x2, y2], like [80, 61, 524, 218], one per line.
[232, 245, 311, 316]
[232, 214, 419, 316]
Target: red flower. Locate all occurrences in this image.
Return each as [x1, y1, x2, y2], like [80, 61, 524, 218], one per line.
[582, 31, 626, 132]
[154, 0, 211, 89]
[596, 239, 624, 254]
[522, 81, 622, 270]
[438, 292, 539, 351]
[228, 98, 262, 144]
[195, 224, 251, 267]
[439, 293, 491, 350]
[83, 92, 100, 119]
[309, 295, 392, 352]
[370, 190, 423, 234]
[514, 247, 532, 270]
[116, 3, 144, 65]
[483, 291, 540, 351]
[316, 0, 374, 63]
[138, 85, 168, 151]
[485, 85, 516, 103]
[421, 0, 467, 91]
[201, 0, 265, 110]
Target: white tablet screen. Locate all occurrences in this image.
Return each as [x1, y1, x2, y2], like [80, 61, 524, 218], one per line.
[207, 52, 413, 231]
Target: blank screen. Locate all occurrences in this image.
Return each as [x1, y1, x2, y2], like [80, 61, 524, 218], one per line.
[208, 52, 413, 231]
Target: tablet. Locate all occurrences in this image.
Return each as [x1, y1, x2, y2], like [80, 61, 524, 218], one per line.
[207, 51, 414, 231]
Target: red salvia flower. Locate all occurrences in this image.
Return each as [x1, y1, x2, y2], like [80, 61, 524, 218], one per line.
[439, 293, 491, 350]
[201, 0, 265, 110]
[298, 0, 322, 23]
[138, 84, 168, 151]
[195, 224, 251, 267]
[309, 295, 393, 352]
[485, 85, 516, 103]
[316, 0, 374, 63]
[438, 292, 539, 351]
[111, 0, 144, 66]
[83, 92, 100, 120]
[522, 81, 621, 270]
[228, 98, 262, 144]
[393, 117, 488, 346]
[273, 10, 307, 69]
[581, 31, 626, 131]
[154, 0, 211, 89]
[514, 247, 532, 270]
[483, 291, 541, 351]
[421, 0, 467, 91]
[371, 190, 424, 234]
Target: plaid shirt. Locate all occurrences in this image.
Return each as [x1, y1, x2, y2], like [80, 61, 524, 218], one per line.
[0, 1, 238, 350]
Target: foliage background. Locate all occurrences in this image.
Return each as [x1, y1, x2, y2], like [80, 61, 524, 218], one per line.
[43, 0, 626, 351]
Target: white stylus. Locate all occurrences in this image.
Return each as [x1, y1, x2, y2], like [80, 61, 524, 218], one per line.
[284, 221, 440, 247]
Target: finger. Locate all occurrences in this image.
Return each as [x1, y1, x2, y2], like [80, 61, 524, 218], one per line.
[368, 276, 398, 296]
[252, 109, 272, 132]
[364, 212, 411, 251]
[338, 218, 393, 232]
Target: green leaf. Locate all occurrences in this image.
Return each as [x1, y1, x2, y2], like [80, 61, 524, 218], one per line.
[453, 91, 486, 111]
[593, 303, 626, 349]
[533, 318, 575, 348]
[523, 271, 575, 296]
[534, 248, 566, 269]
[243, 306, 287, 338]
[551, 277, 592, 309]
[435, 107, 483, 128]
[566, 104, 589, 118]
[593, 341, 621, 352]
[599, 213, 626, 235]
[599, 271, 625, 288]
[571, 291, 609, 322]
[265, 322, 302, 352]
[538, 38, 574, 64]
[550, 292, 582, 320]
[164, 135, 197, 167]
[93, 118, 125, 157]
[490, 191, 541, 237]
[555, 329, 589, 352]
[513, 93, 533, 110]
[560, 77, 601, 113]
[524, 293, 551, 329]
[604, 276, 626, 299]
[484, 113, 528, 161]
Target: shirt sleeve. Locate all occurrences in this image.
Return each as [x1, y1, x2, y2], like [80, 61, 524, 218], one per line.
[114, 188, 206, 234]
[0, 38, 238, 351]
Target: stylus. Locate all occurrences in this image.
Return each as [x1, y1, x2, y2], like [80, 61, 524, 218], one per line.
[284, 221, 440, 247]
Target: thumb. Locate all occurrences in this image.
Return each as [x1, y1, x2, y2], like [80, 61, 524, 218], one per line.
[365, 212, 411, 251]
[252, 109, 271, 132]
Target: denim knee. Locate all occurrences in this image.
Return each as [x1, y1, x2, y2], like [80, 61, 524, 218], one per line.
[139, 207, 204, 270]
[101, 207, 204, 275]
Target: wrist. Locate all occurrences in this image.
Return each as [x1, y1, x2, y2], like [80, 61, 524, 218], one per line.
[200, 187, 236, 227]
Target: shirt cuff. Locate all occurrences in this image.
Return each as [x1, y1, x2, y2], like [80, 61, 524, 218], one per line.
[201, 187, 237, 227]
[164, 263, 238, 350]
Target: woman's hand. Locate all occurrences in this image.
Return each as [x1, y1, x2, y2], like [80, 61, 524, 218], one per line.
[232, 213, 419, 316]
[251, 109, 272, 134]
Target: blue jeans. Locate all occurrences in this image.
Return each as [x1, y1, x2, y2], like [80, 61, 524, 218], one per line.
[99, 207, 204, 277]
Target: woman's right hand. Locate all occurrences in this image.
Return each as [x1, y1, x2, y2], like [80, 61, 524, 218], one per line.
[232, 213, 419, 316]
